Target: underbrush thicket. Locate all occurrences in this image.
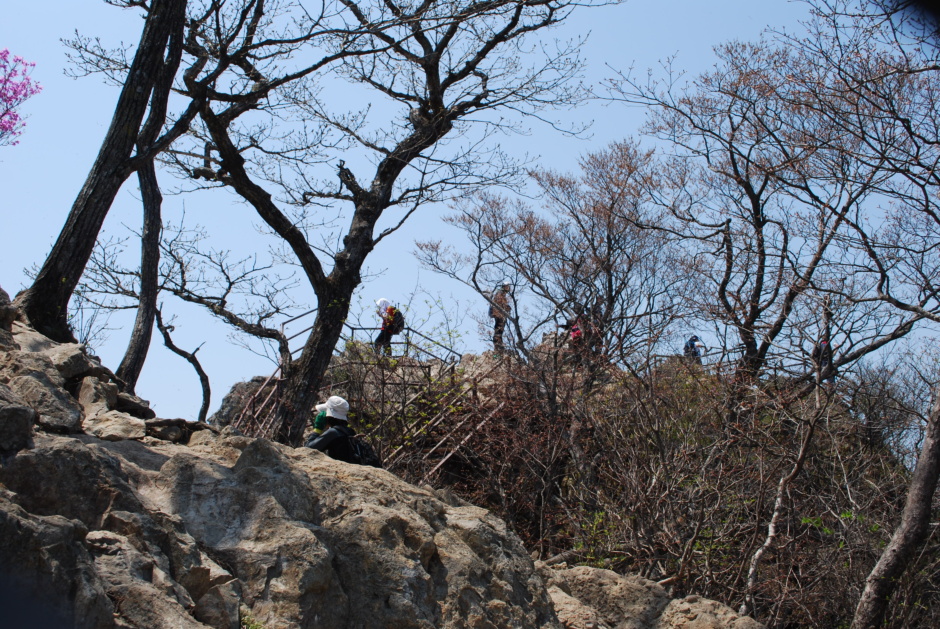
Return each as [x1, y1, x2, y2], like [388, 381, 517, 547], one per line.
[399, 358, 940, 628]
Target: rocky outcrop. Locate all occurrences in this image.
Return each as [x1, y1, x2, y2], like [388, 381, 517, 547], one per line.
[0, 287, 763, 629]
[208, 375, 268, 427]
[0, 430, 561, 628]
[0, 287, 17, 350]
[541, 565, 763, 629]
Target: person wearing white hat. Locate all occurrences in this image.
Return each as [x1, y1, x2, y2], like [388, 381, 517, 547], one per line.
[373, 297, 404, 356]
[304, 396, 356, 461]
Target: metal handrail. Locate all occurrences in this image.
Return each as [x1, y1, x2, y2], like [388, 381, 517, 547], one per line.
[421, 402, 506, 484]
[231, 315, 464, 440]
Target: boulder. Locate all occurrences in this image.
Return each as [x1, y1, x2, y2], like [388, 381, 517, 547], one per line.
[78, 376, 119, 419]
[0, 383, 34, 453]
[541, 564, 764, 629]
[0, 315, 765, 629]
[0, 491, 114, 628]
[193, 580, 241, 629]
[7, 371, 83, 433]
[0, 432, 562, 629]
[116, 390, 157, 419]
[83, 410, 146, 441]
[547, 585, 609, 629]
[208, 376, 268, 427]
[11, 319, 58, 353]
[42, 342, 98, 380]
[85, 529, 207, 629]
[659, 595, 764, 629]
[11, 321, 113, 382]
[0, 348, 65, 387]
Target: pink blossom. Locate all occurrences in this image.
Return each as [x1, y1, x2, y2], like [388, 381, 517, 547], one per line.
[0, 48, 43, 147]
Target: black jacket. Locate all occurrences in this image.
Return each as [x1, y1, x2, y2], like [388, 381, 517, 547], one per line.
[305, 425, 356, 463]
[812, 343, 833, 365]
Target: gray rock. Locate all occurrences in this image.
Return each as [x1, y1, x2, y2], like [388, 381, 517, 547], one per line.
[0, 315, 765, 629]
[151, 423, 184, 442]
[8, 372, 83, 433]
[541, 564, 765, 629]
[0, 286, 15, 327]
[0, 491, 114, 628]
[0, 349, 65, 387]
[43, 342, 98, 380]
[0, 382, 34, 453]
[194, 580, 241, 629]
[0, 287, 16, 350]
[11, 319, 58, 353]
[0, 398, 34, 453]
[116, 391, 157, 419]
[83, 410, 146, 441]
[208, 376, 268, 427]
[86, 529, 206, 629]
[78, 376, 119, 419]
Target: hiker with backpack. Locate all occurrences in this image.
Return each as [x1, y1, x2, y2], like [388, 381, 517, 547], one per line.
[488, 281, 512, 352]
[684, 335, 705, 365]
[304, 395, 383, 467]
[374, 297, 405, 356]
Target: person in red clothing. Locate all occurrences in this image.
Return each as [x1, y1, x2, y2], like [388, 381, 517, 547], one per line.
[373, 297, 404, 355]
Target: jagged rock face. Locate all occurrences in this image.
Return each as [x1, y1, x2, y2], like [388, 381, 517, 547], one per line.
[0, 431, 560, 628]
[208, 376, 268, 427]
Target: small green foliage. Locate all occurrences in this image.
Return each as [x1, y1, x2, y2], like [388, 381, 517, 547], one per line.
[801, 516, 833, 535]
[240, 607, 265, 629]
[801, 516, 823, 528]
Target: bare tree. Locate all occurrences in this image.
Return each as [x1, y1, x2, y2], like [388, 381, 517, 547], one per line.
[607, 38, 921, 420]
[166, 0, 604, 443]
[418, 139, 688, 378]
[155, 307, 211, 422]
[78, 219, 297, 368]
[761, 2, 940, 626]
[29, 0, 381, 399]
[15, 0, 190, 342]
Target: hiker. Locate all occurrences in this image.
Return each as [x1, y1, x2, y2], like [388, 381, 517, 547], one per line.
[374, 298, 404, 356]
[304, 396, 356, 462]
[811, 340, 835, 383]
[489, 281, 512, 352]
[558, 303, 588, 363]
[305, 395, 383, 467]
[684, 335, 705, 365]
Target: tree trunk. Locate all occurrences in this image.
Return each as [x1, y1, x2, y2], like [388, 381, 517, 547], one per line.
[15, 0, 186, 342]
[116, 159, 162, 393]
[277, 289, 353, 445]
[851, 391, 940, 629]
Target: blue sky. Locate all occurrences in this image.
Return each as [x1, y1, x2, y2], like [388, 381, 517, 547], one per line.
[1, 0, 813, 419]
